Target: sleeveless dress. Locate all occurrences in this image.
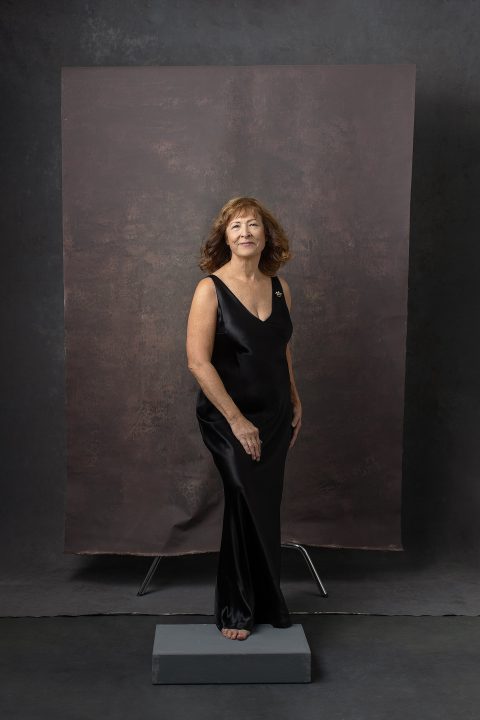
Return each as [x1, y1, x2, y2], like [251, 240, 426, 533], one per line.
[196, 273, 294, 632]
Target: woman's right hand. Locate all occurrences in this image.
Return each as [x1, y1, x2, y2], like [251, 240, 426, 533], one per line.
[229, 414, 262, 461]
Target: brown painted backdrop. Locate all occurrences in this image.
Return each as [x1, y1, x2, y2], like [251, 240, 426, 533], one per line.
[62, 65, 415, 555]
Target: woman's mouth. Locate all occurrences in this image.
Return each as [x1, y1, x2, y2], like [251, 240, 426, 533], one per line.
[239, 242, 254, 246]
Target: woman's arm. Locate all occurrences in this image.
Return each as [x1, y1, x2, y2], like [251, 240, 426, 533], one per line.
[286, 342, 301, 404]
[278, 276, 302, 447]
[186, 277, 263, 460]
[186, 278, 241, 423]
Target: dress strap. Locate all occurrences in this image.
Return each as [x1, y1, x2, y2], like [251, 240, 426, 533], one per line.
[207, 274, 225, 325]
[272, 275, 284, 295]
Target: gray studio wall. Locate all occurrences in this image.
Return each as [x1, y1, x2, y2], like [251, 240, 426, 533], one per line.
[1, 1, 479, 567]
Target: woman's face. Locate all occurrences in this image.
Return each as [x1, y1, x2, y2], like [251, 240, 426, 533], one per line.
[225, 210, 266, 258]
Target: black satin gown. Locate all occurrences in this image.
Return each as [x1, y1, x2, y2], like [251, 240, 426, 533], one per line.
[196, 273, 294, 632]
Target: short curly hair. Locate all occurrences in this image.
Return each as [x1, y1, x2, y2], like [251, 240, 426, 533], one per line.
[198, 196, 293, 275]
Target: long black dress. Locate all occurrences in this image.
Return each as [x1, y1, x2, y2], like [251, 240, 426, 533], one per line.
[196, 272, 293, 632]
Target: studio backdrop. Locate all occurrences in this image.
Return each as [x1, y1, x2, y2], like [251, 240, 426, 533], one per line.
[62, 64, 415, 555]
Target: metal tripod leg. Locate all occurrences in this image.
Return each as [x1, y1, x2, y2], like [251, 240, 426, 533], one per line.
[137, 556, 163, 596]
[137, 544, 327, 597]
[282, 541, 328, 597]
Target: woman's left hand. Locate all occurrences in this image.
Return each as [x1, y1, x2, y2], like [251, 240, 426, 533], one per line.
[289, 396, 302, 449]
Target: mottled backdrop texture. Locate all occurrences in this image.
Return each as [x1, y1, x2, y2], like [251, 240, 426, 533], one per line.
[62, 64, 415, 555]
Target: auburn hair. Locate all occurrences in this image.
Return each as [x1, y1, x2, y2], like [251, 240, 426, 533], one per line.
[198, 196, 293, 275]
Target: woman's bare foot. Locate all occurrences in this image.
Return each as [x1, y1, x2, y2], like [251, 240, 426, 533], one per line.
[221, 628, 251, 640]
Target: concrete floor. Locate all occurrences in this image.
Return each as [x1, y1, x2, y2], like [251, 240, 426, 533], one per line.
[2, 547, 479, 617]
[1, 614, 479, 720]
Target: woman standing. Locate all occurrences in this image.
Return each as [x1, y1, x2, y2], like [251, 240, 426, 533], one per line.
[186, 196, 302, 640]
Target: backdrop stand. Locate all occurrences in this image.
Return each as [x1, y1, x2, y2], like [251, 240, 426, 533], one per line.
[137, 542, 328, 597]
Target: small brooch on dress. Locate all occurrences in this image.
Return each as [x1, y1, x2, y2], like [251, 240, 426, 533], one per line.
[275, 290, 283, 297]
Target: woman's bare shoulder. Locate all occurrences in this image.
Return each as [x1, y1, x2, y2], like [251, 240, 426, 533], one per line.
[277, 275, 290, 292]
[194, 275, 216, 292]
[277, 275, 292, 309]
[191, 276, 217, 308]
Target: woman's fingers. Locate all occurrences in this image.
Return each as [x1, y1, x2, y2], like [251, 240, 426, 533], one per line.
[229, 415, 262, 460]
[244, 432, 261, 460]
[246, 433, 261, 460]
[289, 419, 301, 449]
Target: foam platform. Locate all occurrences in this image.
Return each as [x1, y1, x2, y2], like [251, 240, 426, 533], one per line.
[152, 623, 311, 684]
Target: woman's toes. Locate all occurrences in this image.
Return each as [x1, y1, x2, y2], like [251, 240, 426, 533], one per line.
[221, 627, 251, 640]
[221, 628, 236, 639]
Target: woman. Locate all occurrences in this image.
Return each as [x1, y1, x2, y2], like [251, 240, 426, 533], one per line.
[186, 196, 302, 641]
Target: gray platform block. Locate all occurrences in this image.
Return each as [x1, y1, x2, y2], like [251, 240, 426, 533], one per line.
[152, 623, 311, 684]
